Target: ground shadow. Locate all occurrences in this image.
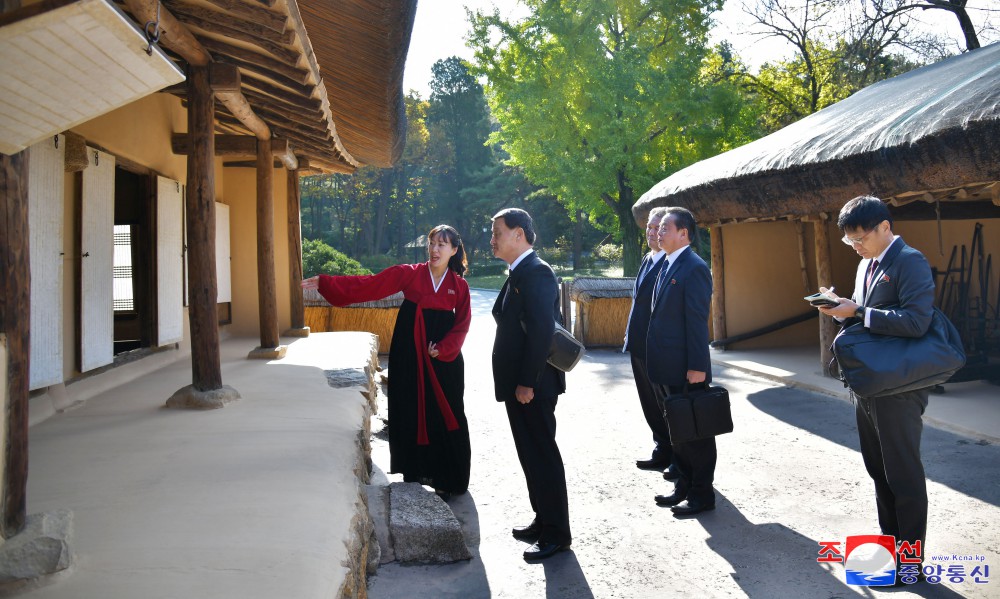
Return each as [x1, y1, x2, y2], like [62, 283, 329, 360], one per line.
[539, 549, 595, 599]
[745, 386, 1000, 508]
[701, 492, 966, 599]
[366, 490, 491, 599]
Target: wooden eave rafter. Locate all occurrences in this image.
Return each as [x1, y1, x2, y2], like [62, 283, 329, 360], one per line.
[118, 0, 361, 173]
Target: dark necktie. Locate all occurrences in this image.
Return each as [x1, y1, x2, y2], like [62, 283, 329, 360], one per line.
[653, 259, 670, 302]
[865, 259, 879, 295]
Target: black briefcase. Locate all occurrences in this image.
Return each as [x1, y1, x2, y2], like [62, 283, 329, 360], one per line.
[662, 385, 734, 444]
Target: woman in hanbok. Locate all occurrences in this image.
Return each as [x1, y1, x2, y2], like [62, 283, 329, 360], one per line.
[301, 225, 472, 498]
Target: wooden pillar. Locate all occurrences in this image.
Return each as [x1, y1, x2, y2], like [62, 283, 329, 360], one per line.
[0, 150, 29, 538]
[285, 171, 308, 335]
[185, 65, 223, 391]
[794, 220, 811, 293]
[813, 216, 837, 375]
[251, 138, 283, 356]
[710, 225, 727, 343]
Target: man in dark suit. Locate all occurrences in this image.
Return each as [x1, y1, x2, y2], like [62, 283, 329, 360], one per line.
[819, 196, 934, 565]
[490, 208, 571, 561]
[625, 207, 674, 475]
[646, 207, 715, 517]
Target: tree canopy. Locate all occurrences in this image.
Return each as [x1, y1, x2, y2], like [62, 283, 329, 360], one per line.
[468, 0, 752, 273]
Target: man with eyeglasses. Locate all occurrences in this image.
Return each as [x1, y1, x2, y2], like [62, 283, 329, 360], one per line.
[817, 195, 935, 583]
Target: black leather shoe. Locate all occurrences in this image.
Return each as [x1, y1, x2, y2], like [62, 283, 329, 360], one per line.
[671, 500, 715, 517]
[523, 541, 571, 561]
[512, 521, 542, 542]
[636, 456, 671, 471]
[654, 493, 686, 507]
[662, 468, 679, 481]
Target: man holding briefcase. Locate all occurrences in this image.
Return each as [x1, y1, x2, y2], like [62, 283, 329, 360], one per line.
[646, 207, 716, 517]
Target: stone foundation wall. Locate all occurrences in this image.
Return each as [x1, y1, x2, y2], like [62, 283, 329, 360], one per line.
[336, 338, 380, 599]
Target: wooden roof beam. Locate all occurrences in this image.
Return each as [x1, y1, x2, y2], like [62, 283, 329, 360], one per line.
[121, 0, 210, 66]
[211, 63, 270, 141]
[172, 133, 295, 169]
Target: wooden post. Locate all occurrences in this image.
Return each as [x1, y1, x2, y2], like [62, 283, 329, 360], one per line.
[185, 65, 223, 391]
[813, 216, 837, 376]
[285, 171, 307, 334]
[710, 225, 727, 343]
[0, 150, 29, 538]
[252, 137, 282, 355]
[794, 220, 811, 293]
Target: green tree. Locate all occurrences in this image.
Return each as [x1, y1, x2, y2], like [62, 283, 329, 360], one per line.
[469, 0, 749, 274]
[425, 57, 495, 239]
[301, 239, 370, 278]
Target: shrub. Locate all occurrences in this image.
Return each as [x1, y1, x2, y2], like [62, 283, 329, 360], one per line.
[593, 243, 623, 265]
[302, 239, 370, 277]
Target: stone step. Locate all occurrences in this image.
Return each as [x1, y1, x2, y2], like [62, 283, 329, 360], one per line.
[365, 482, 471, 566]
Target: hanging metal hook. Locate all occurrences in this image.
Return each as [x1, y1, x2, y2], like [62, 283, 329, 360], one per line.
[143, 0, 162, 56]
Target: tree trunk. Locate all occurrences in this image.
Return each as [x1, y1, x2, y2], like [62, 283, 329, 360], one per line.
[374, 170, 392, 255]
[615, 171, 641, 275]
[1, 150, 29, 539]
[573, 209, 584, 270]
[395, 167, 408, 260]
[185, 65, 223, 391]
[952, 6, 981, 50]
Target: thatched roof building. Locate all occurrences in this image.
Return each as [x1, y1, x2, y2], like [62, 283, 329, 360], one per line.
[634, 42, 1000, 224]
[632, 43, 1000, 377]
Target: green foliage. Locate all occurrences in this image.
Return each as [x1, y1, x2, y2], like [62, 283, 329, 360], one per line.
[593, 243, 624, 265]
[301, 239, 370, 278]
[468, 0, 751, 274]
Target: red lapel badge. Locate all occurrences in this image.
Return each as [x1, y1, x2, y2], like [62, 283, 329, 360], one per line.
[671, 279, 677, 285]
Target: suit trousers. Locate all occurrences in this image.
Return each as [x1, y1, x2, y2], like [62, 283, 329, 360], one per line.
[505, 393, 572, 545]
[660, 384, 717, 504]
[855, 389, 929, 548]
[630, 353, 672, 460]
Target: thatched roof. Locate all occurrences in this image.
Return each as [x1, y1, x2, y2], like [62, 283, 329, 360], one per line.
[634, 42, 1000, 226]
[115, 0, 415, 174]
[566, 277, 634, 301]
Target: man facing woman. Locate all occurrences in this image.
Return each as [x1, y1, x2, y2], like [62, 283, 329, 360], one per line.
[302, 225, 472, 499]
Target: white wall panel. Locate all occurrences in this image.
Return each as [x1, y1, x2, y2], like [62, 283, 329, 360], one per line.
[216, 202, 232, 304]
[27, 135, 64, 389]
[80, 147, 115, 371]
[157, 176, 184, 345]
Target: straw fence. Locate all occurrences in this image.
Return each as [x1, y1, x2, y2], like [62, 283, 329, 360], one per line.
[566, 277, 634, 348]
[303, 288, 402, 353]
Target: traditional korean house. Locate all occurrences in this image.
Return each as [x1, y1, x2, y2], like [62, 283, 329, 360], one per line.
[634, 42, 1000, 380]
[0, 0, 415, 560]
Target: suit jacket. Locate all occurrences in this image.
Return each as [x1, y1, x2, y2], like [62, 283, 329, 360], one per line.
[492, 251, 566, 401]
[624, 253, 665, 358]
[852, 237, 935, 339]
[646, 246, 713, 387]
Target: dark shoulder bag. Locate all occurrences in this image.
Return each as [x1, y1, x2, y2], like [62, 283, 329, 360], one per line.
[831, 307, 966, 398]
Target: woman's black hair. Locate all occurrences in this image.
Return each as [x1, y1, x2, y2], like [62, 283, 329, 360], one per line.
[428, 224, 468, 277]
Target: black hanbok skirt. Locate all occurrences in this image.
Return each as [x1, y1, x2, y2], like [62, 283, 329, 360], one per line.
[387, 300, 471, 493]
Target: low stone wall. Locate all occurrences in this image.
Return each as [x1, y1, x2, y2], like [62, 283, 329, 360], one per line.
[332, 339, 380, 599]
